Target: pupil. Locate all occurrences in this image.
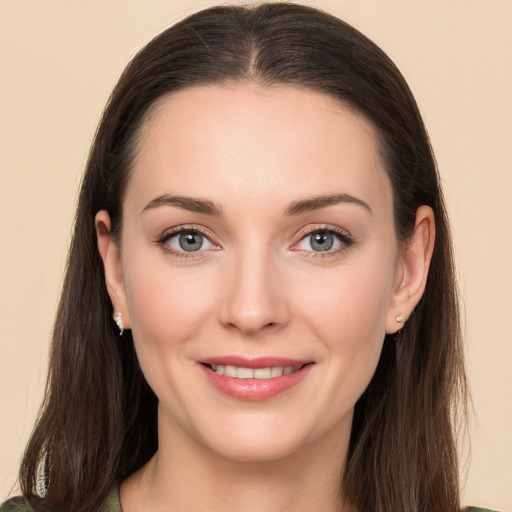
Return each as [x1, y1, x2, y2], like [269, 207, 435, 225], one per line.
[179, 232, 203, 251]
[311, 231, 333, 252]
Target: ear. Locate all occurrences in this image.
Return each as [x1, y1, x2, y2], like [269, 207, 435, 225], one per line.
[386, 205, 435, 334]
[95, 210, 131, 330]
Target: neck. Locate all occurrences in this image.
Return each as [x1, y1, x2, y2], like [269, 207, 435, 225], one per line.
[121, 411, 353, 512]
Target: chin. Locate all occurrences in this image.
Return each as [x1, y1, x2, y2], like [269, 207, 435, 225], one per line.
[204, 434, 306, 463]
[193, 412, 326, 464]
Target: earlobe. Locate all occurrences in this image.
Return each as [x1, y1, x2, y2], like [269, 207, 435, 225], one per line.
[95, 210, 131, 330]
[386, 205, 435, 334]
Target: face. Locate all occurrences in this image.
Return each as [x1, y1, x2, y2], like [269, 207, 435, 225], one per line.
[98, 84, 426, 463]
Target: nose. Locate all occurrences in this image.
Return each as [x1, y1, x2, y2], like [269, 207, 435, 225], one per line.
[219, 249, 289, 336]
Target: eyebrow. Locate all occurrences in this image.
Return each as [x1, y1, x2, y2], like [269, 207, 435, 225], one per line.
[284, 193, 373, 216]
[142, 194, 224, 216]
[141, 192, 371, 217]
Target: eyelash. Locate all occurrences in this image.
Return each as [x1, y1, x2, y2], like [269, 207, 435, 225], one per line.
[292, 225, 354, 259]
[155, 224, 354, 259]
[156, 225, 218, 259]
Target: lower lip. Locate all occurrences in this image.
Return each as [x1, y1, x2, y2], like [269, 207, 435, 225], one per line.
[199, 364, 313, 401]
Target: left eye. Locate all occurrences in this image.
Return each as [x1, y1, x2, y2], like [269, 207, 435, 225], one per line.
[166, 230, 214, 252]
[297, 230, 344, 252]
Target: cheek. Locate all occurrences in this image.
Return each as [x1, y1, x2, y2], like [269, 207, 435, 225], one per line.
[123, 256, 217, 349]
[307, 266, 394, 398]
[296, 263, 394, 343]
[292, 253, 397, 394]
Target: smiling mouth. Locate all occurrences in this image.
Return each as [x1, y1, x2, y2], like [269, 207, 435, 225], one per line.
[204, 364, 305, 379]
[199, 360, 314, 400]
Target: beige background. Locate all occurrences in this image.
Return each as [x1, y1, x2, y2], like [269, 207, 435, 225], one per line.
[1, 0, 511, 509]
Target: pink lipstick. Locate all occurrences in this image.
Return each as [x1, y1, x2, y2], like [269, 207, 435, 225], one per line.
[198, 357, 313, 400]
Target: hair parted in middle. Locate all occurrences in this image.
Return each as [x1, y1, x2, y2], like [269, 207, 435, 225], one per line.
[20, 4, 466, 512]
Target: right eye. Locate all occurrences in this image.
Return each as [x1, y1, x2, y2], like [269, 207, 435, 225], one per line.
[163, 229, 215, 254]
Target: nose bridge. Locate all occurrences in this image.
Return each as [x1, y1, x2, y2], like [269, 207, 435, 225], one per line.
[220, 238, 288, 335]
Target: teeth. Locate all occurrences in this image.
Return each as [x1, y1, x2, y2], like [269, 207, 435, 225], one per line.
[209, 364, 299, 379]
[254, 368, 272, 379]
[271, 367, 282, 377]
[237, 367, 254, 379]
[224, 365, 237, 378]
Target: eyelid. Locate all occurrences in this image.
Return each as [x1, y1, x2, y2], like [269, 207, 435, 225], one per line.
[294, 224, 352, 240]
[156, 224, 220, 257]
[290, 224, 354, 255]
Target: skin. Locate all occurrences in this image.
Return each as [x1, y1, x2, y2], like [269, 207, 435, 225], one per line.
[96, 83, 435, 512]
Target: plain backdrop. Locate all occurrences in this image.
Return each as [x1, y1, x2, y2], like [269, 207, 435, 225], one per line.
[1, 1, 511, 510]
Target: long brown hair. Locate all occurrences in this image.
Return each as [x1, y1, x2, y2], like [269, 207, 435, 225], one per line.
[20, 4, 467, 511]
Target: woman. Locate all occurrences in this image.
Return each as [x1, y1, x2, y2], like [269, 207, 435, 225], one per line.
[0, 3, 499, 512]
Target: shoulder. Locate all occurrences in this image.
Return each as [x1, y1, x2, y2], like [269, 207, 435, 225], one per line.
[0, 495, 499, 512]
[464, 507, 502, 512]
[98, 486, 122, 512]
[0, 497, 32, 512]
[0, 488, 121, 512]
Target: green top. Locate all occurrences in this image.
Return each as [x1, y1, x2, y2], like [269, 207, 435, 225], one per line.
[0, 488, 500, 512]
[465, 509, 501, 512]
[0, 487, 121, 512]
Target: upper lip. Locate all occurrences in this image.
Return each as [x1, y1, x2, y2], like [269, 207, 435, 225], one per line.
[200, 356, 312, 369]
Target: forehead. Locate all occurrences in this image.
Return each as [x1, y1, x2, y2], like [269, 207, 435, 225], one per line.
[126, 83, 392, 215]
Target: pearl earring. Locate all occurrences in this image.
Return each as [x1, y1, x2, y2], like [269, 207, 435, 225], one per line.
[113, 312, 124, 335]
[395, 315, 405, 324]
